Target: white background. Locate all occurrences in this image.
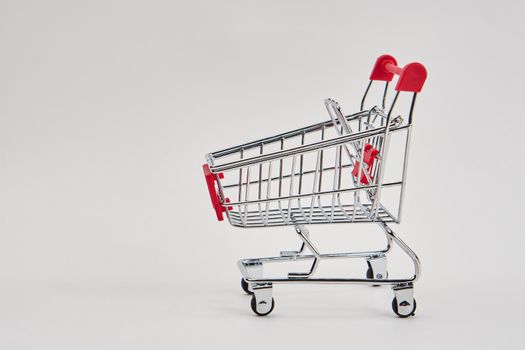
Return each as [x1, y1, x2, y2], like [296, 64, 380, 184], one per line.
[1, 0, 524, 348]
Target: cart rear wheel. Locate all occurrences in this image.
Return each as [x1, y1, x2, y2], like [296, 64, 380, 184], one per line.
[250, 295, 275, 316]
[392, 297, 416, 318]
[241, 278, 253, 295]
[366, 266, 388, 286]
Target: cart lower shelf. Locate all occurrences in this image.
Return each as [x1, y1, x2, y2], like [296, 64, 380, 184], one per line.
[237, 221, 420, 318]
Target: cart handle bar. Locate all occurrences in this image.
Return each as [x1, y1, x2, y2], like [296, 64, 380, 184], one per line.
[369, 54, 427, 93]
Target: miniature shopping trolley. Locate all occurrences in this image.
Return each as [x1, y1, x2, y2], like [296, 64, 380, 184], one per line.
[203, 54, 427, 317]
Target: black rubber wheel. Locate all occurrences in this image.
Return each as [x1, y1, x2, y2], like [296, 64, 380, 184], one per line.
[250, 295, 275, 316]
[366, 262, 387, 286]
[392, 297, 417, 318]
[241, 278, 253, 295]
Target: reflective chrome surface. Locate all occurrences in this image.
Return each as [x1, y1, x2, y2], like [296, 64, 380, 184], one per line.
[205, 79, 422, 317]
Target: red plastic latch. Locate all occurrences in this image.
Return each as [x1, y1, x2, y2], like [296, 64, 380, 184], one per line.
[203, 164, 230, 221]
[224, 197, 233, 211]
[352, 144, 379, 185]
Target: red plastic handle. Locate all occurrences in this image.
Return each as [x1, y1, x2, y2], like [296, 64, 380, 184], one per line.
[203, 164, 231, 221]
[369, 54, 427, 93]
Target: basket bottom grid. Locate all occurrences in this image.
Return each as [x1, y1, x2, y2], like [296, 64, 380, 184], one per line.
[227, 203, 393, 227]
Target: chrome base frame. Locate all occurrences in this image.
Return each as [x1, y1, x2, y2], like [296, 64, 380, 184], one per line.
[238, 222, 420, 316]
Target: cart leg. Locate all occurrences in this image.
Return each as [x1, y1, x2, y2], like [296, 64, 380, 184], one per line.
[359, 203, 394, 256]
[381, 227, 394, 254]
[392, 284, 416, 317]
[377, 222, 420, 317]
[280, 225, 308, 257]
[288, 225, 321, 278]
[242, 261, 263, 294]
[251, 283, 274, 316]
[366, 254, 388, 283]
[377, 222, 420, 281]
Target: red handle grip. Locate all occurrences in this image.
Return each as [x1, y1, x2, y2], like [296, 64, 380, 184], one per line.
[203, 164, 231, 221]
[369, 54, 427, 93]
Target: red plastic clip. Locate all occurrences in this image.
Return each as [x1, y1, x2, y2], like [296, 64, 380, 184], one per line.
[352, 144, 379, 185]
[203, 164, 231, 221]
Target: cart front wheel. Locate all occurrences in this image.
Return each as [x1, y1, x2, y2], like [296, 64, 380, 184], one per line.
[241, 278, 253, 295]
[392, 297, 417, 318]
[250, 295, 275, 316]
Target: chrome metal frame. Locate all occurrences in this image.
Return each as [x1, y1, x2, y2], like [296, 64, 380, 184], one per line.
[205, 79, 421, 317]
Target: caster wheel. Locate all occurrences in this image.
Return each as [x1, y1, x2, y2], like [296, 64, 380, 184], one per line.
[366, 264, 387, 286]
[241, 278, 253, 295]
[250, 295, 275, 316]
[241, 279, 253, 295]
[392, 297, 417, 318]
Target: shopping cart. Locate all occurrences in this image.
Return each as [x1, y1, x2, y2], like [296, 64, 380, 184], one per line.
[203, 54, 427, 317]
